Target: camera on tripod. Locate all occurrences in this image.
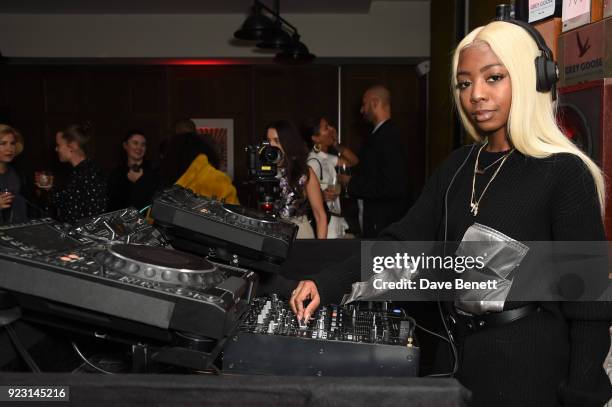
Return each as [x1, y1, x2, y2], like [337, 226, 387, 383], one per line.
[246, 142, 283, 214]
[246, 141, 283, 180]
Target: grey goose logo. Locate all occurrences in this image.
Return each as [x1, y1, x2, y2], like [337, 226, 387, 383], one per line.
[576, 31, 591, 58]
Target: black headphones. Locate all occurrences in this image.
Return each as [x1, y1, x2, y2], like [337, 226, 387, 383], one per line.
[504, 19, 559, 100]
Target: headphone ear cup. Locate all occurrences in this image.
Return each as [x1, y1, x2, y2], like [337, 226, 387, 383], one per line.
[534, 55, 549, 92]
[535, 55, 559, 92]
[545, 59, 559, 87]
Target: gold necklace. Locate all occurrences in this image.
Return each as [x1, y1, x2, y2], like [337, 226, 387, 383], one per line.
[470, 144, 514, 217]
[475, 152, 510, 174]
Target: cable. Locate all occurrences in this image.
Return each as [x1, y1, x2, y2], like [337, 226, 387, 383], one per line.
[437, 299, 459, 377]
[71, 342, 114, 375]
[443, 143, 477, 246]
[139, 205, 152, 214]
[436, 144, 477, 378]
[70, 362, 86, 374]
[415, 323, 450, 344]
[6, 325, 41, 373]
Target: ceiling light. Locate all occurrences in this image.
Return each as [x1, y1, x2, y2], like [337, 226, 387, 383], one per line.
[274, 34, 315, 64]
[233, 5, 275, 40]
[233, 0, 315, 64]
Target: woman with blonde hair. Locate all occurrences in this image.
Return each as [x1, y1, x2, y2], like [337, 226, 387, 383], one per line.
[0, 124, 27, 224]
[289, 20, 609, 406]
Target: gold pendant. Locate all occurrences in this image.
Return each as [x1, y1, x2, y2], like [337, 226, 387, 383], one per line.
[470, 202, 478, 216]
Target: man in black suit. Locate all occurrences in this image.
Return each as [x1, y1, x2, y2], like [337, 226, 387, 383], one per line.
[338, 85, 410, 238]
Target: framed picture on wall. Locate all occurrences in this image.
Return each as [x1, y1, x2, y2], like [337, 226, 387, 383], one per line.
[191, 118, 234, 179]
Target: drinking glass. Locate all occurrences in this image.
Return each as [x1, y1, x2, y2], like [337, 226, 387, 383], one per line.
[35, 171, 53, 189]
[337, 164, 351, 198]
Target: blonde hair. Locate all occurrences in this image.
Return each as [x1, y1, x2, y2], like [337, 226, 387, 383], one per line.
[451, 21, 605, 214]
[0, 124, 24, 156]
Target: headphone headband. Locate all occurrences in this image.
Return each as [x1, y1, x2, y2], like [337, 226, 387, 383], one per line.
[505, 19, 554, 60]
[503, 19, 559, 99]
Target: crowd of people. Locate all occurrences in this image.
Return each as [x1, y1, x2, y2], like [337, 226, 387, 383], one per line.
[0, 95, 407, 240]
[1, 19, 609, 405]
[0, 119, 236, 225]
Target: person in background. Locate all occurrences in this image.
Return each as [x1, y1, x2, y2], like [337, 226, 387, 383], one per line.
[266, 120, 327, 239]
[338, 85, 410, 238]
[172, 119, 220, 169]
[107, 129, 159, 211]
[38, 123, 107, 223]
[159, 129, 239, 204]
[0, 124, 27, 224]
[302, 117, 359, 238]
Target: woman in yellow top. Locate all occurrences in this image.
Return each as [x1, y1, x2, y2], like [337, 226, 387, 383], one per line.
[159, 131, 238, 204]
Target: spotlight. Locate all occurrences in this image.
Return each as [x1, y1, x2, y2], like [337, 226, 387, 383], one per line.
[233, 0, 315, 64]
[274, 34, 315, 64]
[256, 23, 292, 49]
[234, 4, 275, 41]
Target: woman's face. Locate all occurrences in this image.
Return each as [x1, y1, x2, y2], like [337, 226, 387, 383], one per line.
[0, 133, 17, 164]
[123, 134, 146, 162]
[266, 128, 284, 154]
[456, 42, 512, 140]
[312, 118, 337, 148]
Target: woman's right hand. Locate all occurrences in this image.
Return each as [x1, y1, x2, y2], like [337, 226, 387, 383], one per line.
[0, 192, 14, 209]
[289, 280, 321, 323]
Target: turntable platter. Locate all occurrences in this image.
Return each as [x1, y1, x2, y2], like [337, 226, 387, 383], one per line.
[95, 244, 224, 287]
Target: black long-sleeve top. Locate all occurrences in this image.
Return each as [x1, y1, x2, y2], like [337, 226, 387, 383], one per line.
[310, 145, 611, 406]
[314, 145, 606, 302]
[0, 166, 28, 224]
[51, 159, 107, 224]
[107, 161, 159, 211]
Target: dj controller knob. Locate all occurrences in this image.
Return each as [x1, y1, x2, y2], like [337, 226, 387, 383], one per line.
[112, 259, 126, 270]
[178, 272, 190, 284]
[161, 270, 173, 282]
[212, 273, 224, 285]
[204, 273, 214, 286]
[126, 263, 140, 274]
[144, 267, 156, 278]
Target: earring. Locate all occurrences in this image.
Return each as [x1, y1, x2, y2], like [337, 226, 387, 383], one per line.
[313, 143, 322, 153]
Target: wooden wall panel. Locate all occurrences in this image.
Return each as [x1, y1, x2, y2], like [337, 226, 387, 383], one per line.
[2, 63, 418, 210]
[168, 66, 252, 184]
[251, 65, 338, 143]
[340, 65, 426, 196]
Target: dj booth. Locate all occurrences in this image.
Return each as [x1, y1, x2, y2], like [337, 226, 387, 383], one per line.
[0, 373, 469, 406]
[0, 186, 470, 406]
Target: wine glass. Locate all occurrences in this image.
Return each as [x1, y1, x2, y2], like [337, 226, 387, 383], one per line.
[337, 164, 351, 198]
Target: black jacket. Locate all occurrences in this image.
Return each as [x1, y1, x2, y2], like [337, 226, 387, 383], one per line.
[107, 161, 159, 211]
[347, 120, 410, 238]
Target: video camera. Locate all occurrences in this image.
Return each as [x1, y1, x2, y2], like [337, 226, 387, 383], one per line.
[246, 141, 283, 213]
[246, 141, 283, 180]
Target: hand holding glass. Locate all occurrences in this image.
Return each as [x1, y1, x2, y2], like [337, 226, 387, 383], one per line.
[0, 188, 14, 209]
[35, 171, 54, 190]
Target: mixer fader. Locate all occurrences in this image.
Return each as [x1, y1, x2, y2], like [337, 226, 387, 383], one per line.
[223, 296, 420, 377]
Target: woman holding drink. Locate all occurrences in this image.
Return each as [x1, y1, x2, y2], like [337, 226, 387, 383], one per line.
[302, 117, 358, 238]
